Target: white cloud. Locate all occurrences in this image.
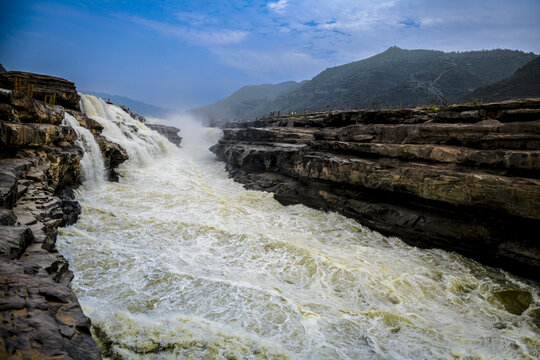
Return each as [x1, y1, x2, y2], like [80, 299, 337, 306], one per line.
[126, 16, 248, 46]
[212, 48, 326, 78]
[268, 0, 290, 13]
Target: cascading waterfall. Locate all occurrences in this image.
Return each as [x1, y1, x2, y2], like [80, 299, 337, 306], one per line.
[62, 112, 106, 185]
[79, 93, 174, 168]
[57, 116, 540, 359]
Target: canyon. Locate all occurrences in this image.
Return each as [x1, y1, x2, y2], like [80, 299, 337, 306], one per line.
[1, 70, 539, 358]
[211, 100, 540, 279]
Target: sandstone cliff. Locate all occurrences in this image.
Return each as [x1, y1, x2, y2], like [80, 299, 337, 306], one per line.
[0, 72, 131, 359]
[211, 99, 540, 280]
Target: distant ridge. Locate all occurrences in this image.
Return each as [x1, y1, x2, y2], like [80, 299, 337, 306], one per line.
[191, 81, 305, 121]
[193, 47, 536, 120]
[85, 91, 174, 118]
[469, 56, 540, 102]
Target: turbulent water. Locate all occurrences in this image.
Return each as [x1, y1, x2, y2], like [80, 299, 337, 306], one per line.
[62, 112, 106, 185]
[57, 96, 540, 360]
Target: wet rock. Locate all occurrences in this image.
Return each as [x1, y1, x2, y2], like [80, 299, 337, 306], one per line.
[66, 110, 104, 135]
[147, 124, 182, 146]
[60, 199, 81, 227]
[0, 260, 102, 359]
[492, 289, 533, 315]
[95, 135, 129, 181]
[212, 98, 540, 279]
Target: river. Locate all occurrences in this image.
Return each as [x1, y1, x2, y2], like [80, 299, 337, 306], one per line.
[57, 95, 539, 359]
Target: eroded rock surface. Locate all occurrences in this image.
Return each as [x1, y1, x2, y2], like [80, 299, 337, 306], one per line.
[0, 261, 101, 359]
[0, 71, 81, 110]
[0, 74, 134, 358]
[211, 99, 540, 279]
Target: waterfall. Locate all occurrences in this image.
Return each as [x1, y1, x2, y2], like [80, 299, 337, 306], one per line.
[79, 94, 174, 168]
[62, 113, 106, 185]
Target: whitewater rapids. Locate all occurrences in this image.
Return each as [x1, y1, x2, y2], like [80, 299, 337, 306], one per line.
[57, 95, 539, 359]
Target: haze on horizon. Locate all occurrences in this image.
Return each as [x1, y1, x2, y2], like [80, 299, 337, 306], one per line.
[1, 0, 539, 112]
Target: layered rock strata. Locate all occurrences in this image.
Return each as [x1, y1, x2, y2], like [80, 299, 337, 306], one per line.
[211, 99, 540, 279]
[0, 72, 130, 359]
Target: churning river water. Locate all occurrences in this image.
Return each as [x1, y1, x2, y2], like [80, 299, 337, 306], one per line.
[57, 95, 539, 359]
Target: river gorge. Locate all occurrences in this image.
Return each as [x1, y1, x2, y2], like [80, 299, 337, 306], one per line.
[52, 96, 539, 359]
[1, 73, 539, 359]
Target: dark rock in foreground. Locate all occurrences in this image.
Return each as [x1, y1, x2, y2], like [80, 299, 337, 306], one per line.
[211, 99, 540, 280]
[0, 260, 101, 359]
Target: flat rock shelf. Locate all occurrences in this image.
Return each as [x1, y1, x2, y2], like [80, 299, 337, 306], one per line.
[211, 99, 540, 280]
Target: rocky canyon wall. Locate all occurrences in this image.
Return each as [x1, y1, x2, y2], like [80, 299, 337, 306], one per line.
[211, 99, 540, 280]
[0, 72, 134, 359]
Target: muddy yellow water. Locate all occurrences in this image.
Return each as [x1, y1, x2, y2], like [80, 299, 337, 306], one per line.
[58, 128, 539, 359]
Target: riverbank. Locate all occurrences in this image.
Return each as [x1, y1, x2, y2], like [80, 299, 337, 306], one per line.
[0, 71, 181, 358]
[211, 100, 540, 279]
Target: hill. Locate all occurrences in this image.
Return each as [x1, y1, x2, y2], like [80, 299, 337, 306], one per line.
[469, 56, 540, 101]
[194, 47, 536, 120]
[191, 81, 305, 121]
[85, 91, 174, 118]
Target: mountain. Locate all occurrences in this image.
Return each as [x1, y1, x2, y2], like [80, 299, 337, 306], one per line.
[194, 47, 536, 120]
[0, 64, 6, 73]
[191, 81, 305, 120]
[469, 56, 540, 102]
[85, 91, 174, 118]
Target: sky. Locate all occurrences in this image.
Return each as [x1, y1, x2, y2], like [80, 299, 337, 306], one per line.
[1, 0, 539, 111]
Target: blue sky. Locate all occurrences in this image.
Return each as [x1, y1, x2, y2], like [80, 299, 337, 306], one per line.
[1, 0, 539, 110]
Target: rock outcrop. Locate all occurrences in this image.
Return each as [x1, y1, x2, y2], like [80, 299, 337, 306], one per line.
[0, 71, 81, 110]
[0, 261, 101, 359]
[0, 73, 132, 358]
[118, 104, 183, 146]
[147, 124, 183, 146]
[211, 99, 540, 280]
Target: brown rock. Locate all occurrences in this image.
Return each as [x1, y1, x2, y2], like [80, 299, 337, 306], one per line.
[0, 71, 80, 110]
[0, 260, 102, 359]
[0, 226, 33, 259]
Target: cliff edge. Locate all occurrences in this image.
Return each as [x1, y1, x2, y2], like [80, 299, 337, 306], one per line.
[0, 71, 131, 359]
[211, 100, 540, 280]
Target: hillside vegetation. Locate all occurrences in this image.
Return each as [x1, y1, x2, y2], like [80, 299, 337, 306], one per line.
[470, 56, 540, 102]
[191, 81, 304, 120]
[192, 47, 536, 120]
